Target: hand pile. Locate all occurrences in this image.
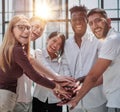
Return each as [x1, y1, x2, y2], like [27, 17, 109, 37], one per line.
[54, 81, 80, 104]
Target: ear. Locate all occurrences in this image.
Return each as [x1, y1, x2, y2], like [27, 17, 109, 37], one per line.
[107, 18, 111, 28]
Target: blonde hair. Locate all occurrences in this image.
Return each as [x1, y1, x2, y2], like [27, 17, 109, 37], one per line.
[29, 16, 47, 28]
[0, 15, 30, 72]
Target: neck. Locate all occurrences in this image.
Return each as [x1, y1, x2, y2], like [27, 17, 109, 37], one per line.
[74, 34, 83, 47]
[48, 52, 58, 60]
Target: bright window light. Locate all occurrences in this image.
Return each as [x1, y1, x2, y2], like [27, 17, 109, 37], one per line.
[35, 1, 53, 20]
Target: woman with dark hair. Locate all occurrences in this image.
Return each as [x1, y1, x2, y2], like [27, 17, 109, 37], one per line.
[32, 31, 71, 112]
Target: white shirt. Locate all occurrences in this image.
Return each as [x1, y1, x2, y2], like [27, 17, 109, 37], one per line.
[99, 28, 120, 108]
[64, 32, 106, 109]
[16, 48, 34, 103]
[33, 49, 71, 103]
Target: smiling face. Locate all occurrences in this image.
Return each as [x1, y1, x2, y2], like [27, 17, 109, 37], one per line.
[30, 17, 46, 41]
[88, 13, 111, 39]
[71, 11, 87, 37]
[13, 19, 31, 45]
[47, 35, 63, 59]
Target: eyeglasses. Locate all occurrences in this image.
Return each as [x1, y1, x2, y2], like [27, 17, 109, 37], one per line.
[14, 25, 31, 32]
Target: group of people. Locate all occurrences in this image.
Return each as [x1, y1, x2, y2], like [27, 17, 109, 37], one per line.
[0, 4, 120, 112]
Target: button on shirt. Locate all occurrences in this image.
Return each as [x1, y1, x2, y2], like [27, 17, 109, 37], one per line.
[99, 28, 120, 108]
[64, 32, 106, 109]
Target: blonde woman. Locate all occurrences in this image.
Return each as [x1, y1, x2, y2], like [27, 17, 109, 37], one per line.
[0, 15, 68, 112]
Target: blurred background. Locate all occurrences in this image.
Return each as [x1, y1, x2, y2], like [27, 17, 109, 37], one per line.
[0, 0, 120, 111]
[0, 0, 120, 49]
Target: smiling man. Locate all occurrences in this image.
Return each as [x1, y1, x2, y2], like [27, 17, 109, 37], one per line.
[63, 5, 107, 112]
[67, 8, 120, 112]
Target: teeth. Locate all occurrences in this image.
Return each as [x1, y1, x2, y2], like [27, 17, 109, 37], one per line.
[75, 26, 82, 30]
[52, 47, 55, 50]
[21, 36, 28, 39]
[95, 28, 101, 32]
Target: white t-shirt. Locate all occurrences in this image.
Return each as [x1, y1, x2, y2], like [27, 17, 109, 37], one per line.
[33, 49, 71, 103]
[99, 28, 120, 108]
[64, 32, 106, 109]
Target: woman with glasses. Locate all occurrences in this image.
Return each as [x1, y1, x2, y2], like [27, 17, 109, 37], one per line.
[0, 15, 69, 112]
[13, 16, 75, 112]
[13, 16, 47, 112]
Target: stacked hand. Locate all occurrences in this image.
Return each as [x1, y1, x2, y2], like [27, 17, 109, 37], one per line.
[54, 80, 81, 105]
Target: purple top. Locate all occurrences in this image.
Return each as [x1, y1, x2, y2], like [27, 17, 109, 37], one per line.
[0, 44, 55, 93]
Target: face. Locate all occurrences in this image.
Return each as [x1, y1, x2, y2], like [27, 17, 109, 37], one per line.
[88, 13, 110, 39]
[47, 35, 62, 57]
[71, 11, 87, 37]
[13, 19, 31, 45]
[30, 20, 45, 41]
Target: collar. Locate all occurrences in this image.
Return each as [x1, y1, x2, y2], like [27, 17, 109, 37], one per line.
[72, 32, 93, 44]
[43, 49, 60, 62]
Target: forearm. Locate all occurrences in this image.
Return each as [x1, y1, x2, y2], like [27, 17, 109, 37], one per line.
[93, 75, 103, 87]
[76, 74, 98, 100]
[30, 57, 58, 80]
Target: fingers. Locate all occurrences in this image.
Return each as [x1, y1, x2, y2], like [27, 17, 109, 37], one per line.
[55, 76, 75, 83]
[64, 76, 75, 82]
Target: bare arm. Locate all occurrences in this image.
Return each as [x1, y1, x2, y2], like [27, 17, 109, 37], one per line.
[66, 58, 112, 109]
[94, 75, 103, 87]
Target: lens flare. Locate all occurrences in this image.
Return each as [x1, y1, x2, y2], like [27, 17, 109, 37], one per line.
[35, 1, 53, 20]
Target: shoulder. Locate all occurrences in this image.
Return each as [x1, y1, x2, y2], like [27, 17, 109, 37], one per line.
[65, 37, 74, 48]
[35, 49, 43, 54]
[105, 32, 120, 46]
[66, 37, 73, 43]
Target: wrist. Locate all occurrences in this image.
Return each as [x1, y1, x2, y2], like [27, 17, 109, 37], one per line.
[53, 83, 60, 92]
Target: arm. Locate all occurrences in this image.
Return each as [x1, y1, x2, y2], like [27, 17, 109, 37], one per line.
[14, 45, 71, 98]
[30, 49, 74, 82]
[14, 45, 55, 89]
[94, 75, 103, 87]
[66, 58, 112, 109]
[30, 57, 59, 79]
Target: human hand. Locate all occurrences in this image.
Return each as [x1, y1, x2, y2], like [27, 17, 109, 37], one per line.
[53, 83, 72, 99]
[55, 75, 75, 84]
[57, 81, 80, 105]
[57, 91, 80, 110]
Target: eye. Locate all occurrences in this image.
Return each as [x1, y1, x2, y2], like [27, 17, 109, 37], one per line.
[53, 39, 56, 42]
[94, 18, 103, 23]
[89, 22, 93, 26]
[18, 25, 25, 30]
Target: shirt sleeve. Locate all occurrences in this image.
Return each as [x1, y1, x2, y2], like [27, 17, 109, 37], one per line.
[13, 45, 55, 89]
[99, 38, 120, 60]
[35, 49, 59, 77]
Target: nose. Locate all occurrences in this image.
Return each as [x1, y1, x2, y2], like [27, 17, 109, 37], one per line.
[23, 29, 30, 37]
[76, 19, 82, 24]
[24, 28, 30, 34]
[53, 42, 57, 47]
[91, 21, 98, 29]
